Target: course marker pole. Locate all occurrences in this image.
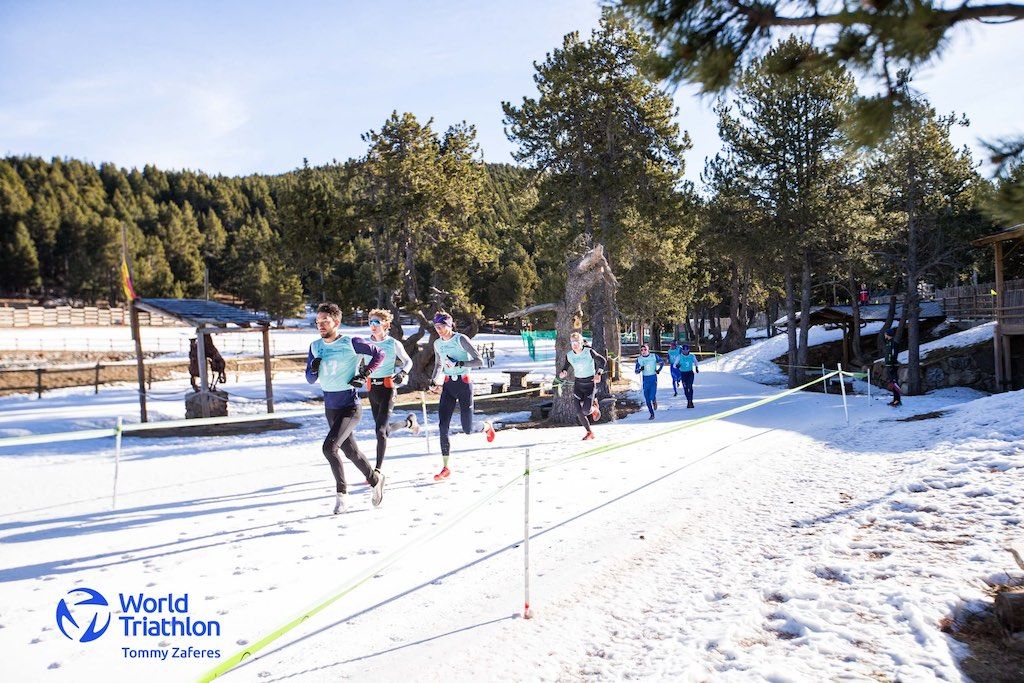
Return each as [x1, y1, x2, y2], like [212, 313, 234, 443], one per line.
[867, 366, 872, 405]
[523, 447, 533, 619]
[420, 391, 431, 456]
[112, 416, 123, 509]
[821, 364, 828, 393]
[837, 364, 849, 424]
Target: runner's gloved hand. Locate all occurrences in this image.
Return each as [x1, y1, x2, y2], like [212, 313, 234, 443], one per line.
[348, 366, 370, 389]
[392, 370, 407, 385]
[310, 357, 321, 375]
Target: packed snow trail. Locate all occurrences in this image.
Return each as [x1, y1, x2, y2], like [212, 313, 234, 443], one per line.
[1, 364, 1018, 682]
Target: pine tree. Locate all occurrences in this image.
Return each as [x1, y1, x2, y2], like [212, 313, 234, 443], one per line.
[866, 91, 989, 394]
[277, 159, 343, 302]
[714, 36, 858, 386]
[0, 221, 41, 291]
[356, 112, 492, 388]
[503, 9, 691, 386]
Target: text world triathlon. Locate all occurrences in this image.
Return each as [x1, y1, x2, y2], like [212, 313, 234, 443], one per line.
[119, 593, 220, 637]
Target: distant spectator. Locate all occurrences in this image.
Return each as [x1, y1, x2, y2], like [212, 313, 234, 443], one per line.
[883, 328, 902, 407]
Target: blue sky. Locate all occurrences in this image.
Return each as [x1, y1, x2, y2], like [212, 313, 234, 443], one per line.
[1, 1, 1022, 186]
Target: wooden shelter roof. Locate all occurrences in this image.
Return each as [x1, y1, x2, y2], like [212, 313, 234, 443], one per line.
[774, 302, 945, 328]
[134, 298, 269, 328]
[972, 223, 1024, 247]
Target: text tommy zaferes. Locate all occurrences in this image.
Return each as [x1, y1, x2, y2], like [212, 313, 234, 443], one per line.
[118, 593, 221, 637]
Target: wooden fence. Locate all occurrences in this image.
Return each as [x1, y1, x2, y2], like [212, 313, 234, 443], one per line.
[936, 279, 1024, 325]
[0, 306, 179, 328]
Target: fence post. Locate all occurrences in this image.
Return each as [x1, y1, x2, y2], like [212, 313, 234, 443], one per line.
[837, 364, 849, 424]
[821, 364, 828, 394]
[95, 363, 101, 394]
[112, 416, 123, 509]
[867, 366, 872, 405]
[523, 447, 533, 619]
[36, 368, 43, 399]
[420, 391, 431, 456]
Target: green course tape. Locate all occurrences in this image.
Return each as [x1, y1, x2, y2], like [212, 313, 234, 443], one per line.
[538, 370, 842, 472]
[198, 473, 523, 681]
[840, 371, 869, 379]
[202, 370, 842, 680]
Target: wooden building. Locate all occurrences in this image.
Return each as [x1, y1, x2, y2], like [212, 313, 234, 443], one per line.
[972, 224, 1024, 392]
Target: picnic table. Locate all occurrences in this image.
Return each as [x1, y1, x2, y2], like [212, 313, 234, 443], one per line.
[502, 369, 531, 391]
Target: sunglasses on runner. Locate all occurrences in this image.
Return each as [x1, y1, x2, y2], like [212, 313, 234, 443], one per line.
[368, 319, 383, 326]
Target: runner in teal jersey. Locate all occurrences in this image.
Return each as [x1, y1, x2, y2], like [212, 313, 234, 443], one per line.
[634, 344, 664, 419]
[365, 308, 419, 472]
[672, 343, 700, 408]
[306, 302, 386, 513]
[427, 311, 495, 481]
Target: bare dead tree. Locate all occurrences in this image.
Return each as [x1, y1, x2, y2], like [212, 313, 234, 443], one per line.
[506, 244, 618, 424]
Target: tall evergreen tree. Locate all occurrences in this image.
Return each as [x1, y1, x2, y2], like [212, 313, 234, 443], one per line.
[277, 159, 343, 302]
[356, 112, 492, 388]
[503, 9, 691, 385]
[866, 90, 988, 394]
[714, 36, 858, 386]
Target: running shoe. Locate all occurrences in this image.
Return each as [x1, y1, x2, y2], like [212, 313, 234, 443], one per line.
[371, 470, 385, 507]
[406, 413, 421, 435]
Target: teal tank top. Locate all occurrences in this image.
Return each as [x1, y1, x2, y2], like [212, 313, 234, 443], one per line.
[369, 336, 399, 378]
[435, 333, 470, 378]
[675, 353, 697, 372]
[636, 354, 659, 376]
[310, 336, 360, 391]
[566, 348, 596, 378]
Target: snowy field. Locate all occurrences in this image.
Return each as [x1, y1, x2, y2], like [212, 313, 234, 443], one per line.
[897, 322, 995, 363]
[705, 323, 886, 385]
[0, 329, 1021, 681]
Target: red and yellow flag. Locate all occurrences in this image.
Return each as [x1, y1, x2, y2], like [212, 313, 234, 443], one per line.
[120, 256, 137, 301]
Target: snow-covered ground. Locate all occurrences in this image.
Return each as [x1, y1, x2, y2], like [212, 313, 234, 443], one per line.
[896, 322, 995, 364]
[1, 330, 1021, 682]
[706, 323, 886, 385]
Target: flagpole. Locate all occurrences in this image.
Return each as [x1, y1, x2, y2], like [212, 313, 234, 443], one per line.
[122, 224, 147, 423]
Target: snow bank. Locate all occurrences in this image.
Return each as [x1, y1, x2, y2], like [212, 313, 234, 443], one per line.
[896, 322, 995, 363]
[708, 322, 885, 385]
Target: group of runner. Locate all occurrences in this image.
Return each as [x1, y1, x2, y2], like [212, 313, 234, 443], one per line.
[634, 341, 700, 419]
[306, 302, 701, 513]
[305, 303, 496, 513]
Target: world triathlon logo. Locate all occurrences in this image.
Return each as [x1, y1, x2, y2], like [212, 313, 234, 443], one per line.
[55, 588, 111, 643]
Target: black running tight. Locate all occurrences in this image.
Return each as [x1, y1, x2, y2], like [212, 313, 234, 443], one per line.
[323, 404, 376, 493]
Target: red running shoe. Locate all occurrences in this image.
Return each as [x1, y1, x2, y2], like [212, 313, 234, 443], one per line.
[590, 401, 601, 421]
[582, 431, 595, 441]
[484, 421, 496, 443]
[433, 466, 451, 481]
